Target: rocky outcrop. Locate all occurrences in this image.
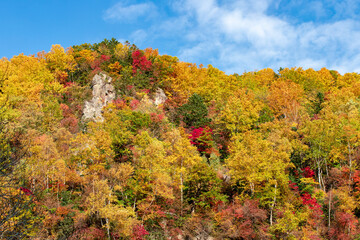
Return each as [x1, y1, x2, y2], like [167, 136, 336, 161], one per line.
[154, 88, 167, 106]
[83, 73, 115, 122]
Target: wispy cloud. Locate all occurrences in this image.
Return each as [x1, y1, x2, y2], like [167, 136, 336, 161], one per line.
[170, 0, 360, 74]
[103, 2, 157, 21]
[130, 29, 148, 45]
[106, 0, 360, 74]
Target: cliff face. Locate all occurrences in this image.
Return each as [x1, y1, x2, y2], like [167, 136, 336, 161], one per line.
[154, 88, 167, 106]
[82, 73, 167, 122]
[82, 73, 115, 122]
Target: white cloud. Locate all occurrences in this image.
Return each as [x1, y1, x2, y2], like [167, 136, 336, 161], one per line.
[130, 29, 148, 45]
[103, 2, 157, 21]
[105, 0, 360, 74]
[168, 0, 360, 74]
[155, 16, 191, 36]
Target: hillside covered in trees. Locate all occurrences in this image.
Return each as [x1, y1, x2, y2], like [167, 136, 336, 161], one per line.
[2, 38, 360, 239]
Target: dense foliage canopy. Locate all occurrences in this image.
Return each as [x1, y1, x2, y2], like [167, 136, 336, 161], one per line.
[1, 38, 360, 239]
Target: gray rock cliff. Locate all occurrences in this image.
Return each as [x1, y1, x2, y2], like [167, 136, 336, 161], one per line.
[154, 88, 167, 106]
[82, 73, 115, 122]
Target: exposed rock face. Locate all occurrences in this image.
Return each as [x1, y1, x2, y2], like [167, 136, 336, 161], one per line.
[154, 88, 167, 106]
[83, 73, 115, 122]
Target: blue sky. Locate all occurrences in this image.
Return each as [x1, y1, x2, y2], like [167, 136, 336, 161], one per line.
[1, 0, 360, 74]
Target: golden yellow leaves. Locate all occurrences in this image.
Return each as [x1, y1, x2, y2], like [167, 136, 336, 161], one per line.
[86, 179, 136, 237]
[114, 43, 129, 60]
[44, 45, 76, 83]
[2, 54, 53, 107]
[144, 47, 158, 59]
[73, 49, 96, 65]
[165, 62, 240, 104]
[226, 130, 291, 194]
[268, 80, 304, 123]
[217, 89, 263, 134]
[71, 122, 114, 176]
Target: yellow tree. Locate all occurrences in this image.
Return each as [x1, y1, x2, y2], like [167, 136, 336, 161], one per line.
[336, 72, 360, 89]
[165, 62, 241, 104]
[217, 88, 264, 134]
[70, 121, 134, 237]
[164, 128, 202, 215]
[0, 54, 65, 133]
[70, 121, 114, 179]
[0, 115, 36, 239]
[165, 62, 207, 104]
[267, 80, 305, 124]
[106, 162, 134, 202]
[1, 55, 53, 108]
[23, 130, 66, 192]
[303, 68, 336, 92]
[131, 131, 174, 216]
[102, 104, 134, 162]
[300, 116, 339, 191]
[0, 58, 18, 121]
[114, 42, 130, 60]
[43, 45, 76, 83]
[226, 130, 293, 224]
[278, 67, 334, 93]
[319, 87, 360, 181]
[200, 65, 240, 102]
[86, 179, 136, 238]
[254, 68, 277, 87]
[71, 48, 96, 72]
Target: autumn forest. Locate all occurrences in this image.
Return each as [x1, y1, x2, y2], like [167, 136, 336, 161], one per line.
[2, 38, 360, 239]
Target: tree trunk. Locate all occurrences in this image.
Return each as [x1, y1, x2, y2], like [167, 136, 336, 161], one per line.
[250, 182, 254, 197]
[180, 172, 183, 216]
[328, 189, 332, 230]
[106, 217, 110, 240]
[180, 157, 184, 216]
[270, 182, 277, 226]
[317, 160, 325, 191]
[348, 141, 353, 185]
[106, 192, 111, 240]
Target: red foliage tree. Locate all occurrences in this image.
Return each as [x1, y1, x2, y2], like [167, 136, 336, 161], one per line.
[132, 50, 152, 74]
[301, 193, 322, 213]
[216, 200, 269, 239]
[301, 166, 315, 178]
[90, 54, 111, 74]
[132, 224, 149, 240]
[189, 126, 214, 154]
[329, 211, 359, 240]
[60, 104, 79, 133]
